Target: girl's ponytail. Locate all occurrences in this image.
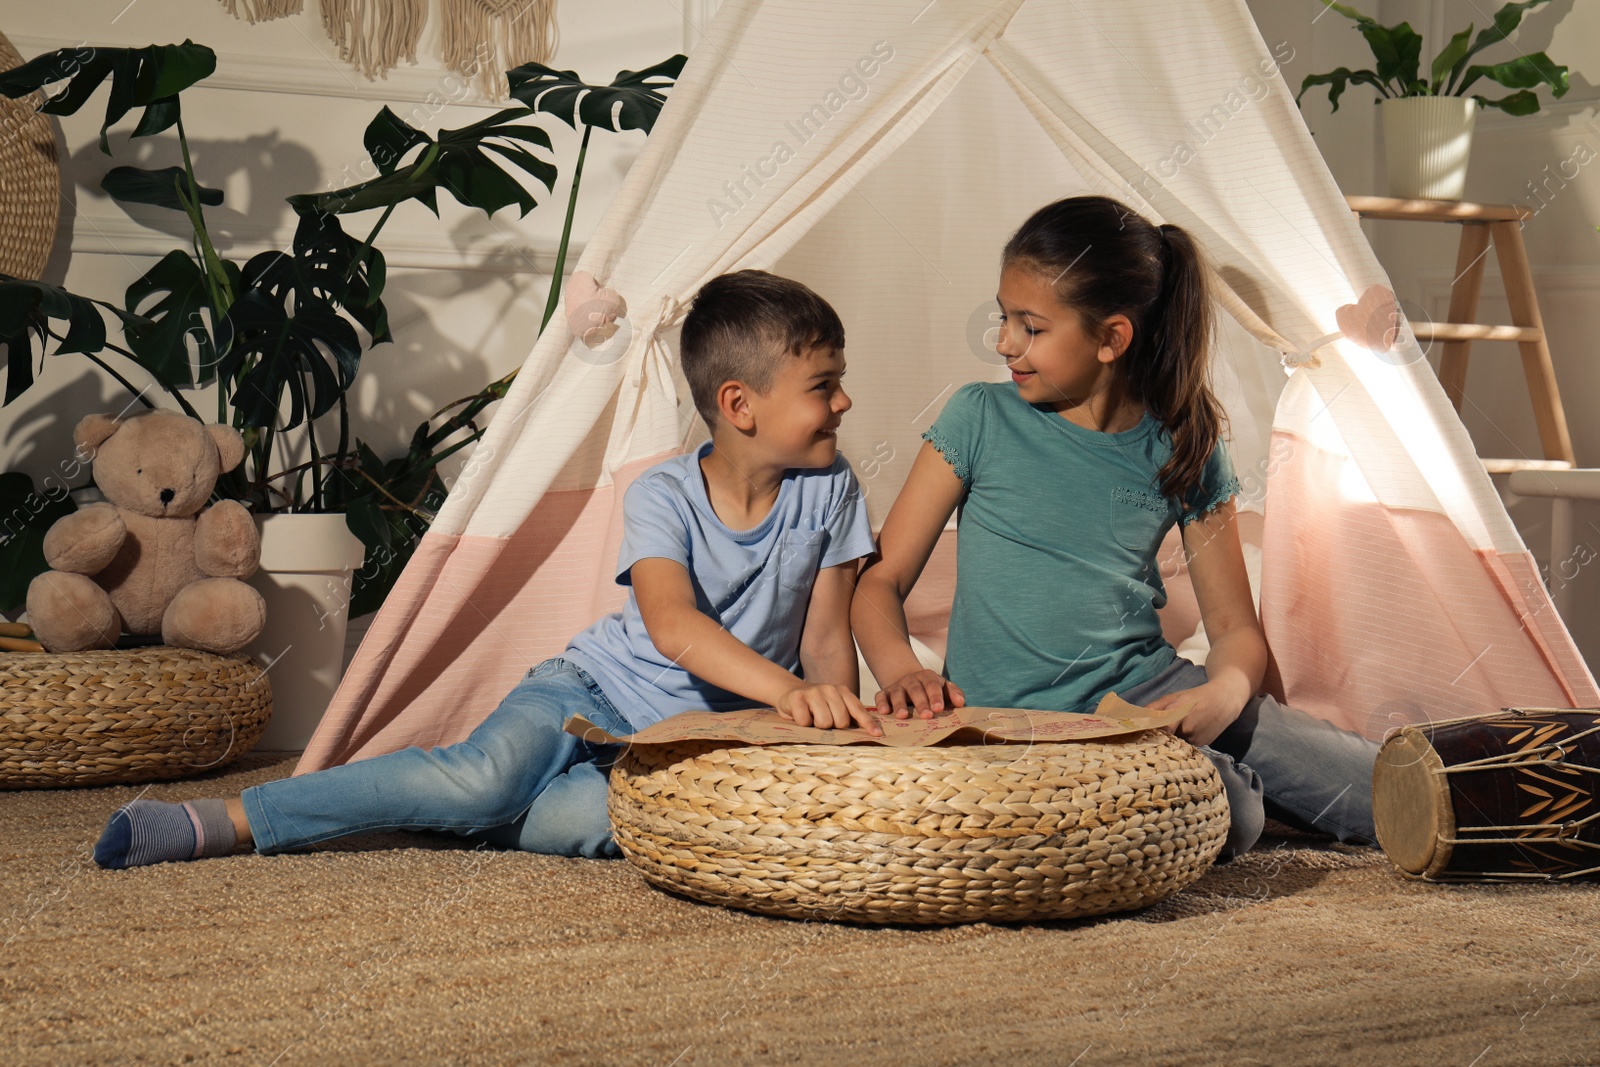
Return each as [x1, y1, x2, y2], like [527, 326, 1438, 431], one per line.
[1003, 198, 1226, 505]
[1133, 223, 1225, 504]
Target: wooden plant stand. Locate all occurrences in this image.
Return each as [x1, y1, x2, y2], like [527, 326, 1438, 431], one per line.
[1346, 195, 1575, 474]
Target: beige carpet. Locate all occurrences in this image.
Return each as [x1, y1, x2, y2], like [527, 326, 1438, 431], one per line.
[4, 752, 1598, 1067]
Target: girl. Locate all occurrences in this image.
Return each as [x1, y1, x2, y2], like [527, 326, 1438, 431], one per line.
[852, 196, 1378, 857]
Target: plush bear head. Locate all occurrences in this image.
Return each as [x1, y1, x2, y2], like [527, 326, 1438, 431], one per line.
[76, 410, 246, 516]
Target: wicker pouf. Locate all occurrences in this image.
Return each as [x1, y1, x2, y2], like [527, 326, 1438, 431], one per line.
[609, 729, 1229, 925]
[0, 648, 272, 788]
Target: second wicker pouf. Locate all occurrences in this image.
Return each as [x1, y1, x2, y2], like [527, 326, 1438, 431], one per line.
[0, 647, 272, 788]
[609, 729, 1229, 925]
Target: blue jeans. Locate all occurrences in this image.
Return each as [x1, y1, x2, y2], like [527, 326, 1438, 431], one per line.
[240, 657, 630, 858]
[1119, 657, 1379, 858]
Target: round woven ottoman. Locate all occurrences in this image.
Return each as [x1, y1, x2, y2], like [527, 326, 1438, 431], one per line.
[0, 648, 272, 788]
[609, 730, 1229, 925]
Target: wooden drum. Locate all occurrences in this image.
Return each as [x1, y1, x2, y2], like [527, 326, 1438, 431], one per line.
[1373, 708, 1600, 881]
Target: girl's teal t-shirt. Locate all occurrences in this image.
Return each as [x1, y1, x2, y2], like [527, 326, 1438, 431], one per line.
[923, 381, 1239, 713]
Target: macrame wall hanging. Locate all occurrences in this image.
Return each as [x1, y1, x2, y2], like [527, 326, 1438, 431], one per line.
[217, 0, 557, 99]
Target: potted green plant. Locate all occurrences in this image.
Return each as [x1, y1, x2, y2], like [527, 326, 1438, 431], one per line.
[0, 41, 682, 743]
[1296, 0, 1570, 200]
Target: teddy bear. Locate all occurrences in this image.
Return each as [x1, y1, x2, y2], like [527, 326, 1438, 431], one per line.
[25, 410, 267, 655]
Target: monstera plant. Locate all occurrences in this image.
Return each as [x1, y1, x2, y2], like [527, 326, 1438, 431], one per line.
[0, 42, 684, 613]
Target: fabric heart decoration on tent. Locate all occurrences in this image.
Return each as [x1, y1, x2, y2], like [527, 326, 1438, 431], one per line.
[1335, 285, 1404, 353]
[564, 271, 628, 348]
[1279, 284, 1405, 367]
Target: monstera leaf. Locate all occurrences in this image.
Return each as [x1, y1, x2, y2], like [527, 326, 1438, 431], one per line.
[0, 276, 148, 403]
[220, 292, 359, 429]
[216, 213, 384, 429]
[363, 106, 430, 176]
[0, 41, 216, 152]
[507, 55, 687, 134]
[123, 250, 240, 387]
[288, 107, 557, 219]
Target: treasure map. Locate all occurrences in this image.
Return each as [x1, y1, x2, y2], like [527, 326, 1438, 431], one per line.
[564, 692, 1191, 748]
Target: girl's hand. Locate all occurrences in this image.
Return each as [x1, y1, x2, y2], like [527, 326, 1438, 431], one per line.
[874, 670, 967, 720]
[776, 683, 883, 736]
[1146, 682, 1246, 748]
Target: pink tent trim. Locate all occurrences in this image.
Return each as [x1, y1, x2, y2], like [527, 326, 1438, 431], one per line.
[1259, 430, 1597, 738]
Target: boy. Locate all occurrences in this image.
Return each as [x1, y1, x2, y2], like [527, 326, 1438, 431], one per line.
[94, 270, 878, 869]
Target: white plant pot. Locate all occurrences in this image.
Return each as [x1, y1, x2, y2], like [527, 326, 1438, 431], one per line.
[244, 514, 366, 751]
[1382, 96, 1477, 201]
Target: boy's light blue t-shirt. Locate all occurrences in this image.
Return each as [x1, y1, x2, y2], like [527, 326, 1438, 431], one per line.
[923, 381, 1239, 713]
[562, 440, 875, 729]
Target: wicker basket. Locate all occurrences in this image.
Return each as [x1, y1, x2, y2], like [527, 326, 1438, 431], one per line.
[0, 30, 62, 281]
[609, 729, 1229, 925]
[0, 648, 272, 788]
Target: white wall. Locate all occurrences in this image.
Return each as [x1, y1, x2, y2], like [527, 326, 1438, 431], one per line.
[1, 0, 683, 499]
[1246, 0, 1384, 194]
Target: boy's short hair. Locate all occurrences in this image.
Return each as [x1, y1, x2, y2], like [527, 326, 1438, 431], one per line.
[679, 270, 846, 426]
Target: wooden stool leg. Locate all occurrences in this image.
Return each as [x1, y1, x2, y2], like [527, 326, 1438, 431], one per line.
[1438, 222, 1491, 413]
[1491, 221, 1576, 465]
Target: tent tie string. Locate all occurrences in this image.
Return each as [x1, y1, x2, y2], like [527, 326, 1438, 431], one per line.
[561, 272, 687, 392]
[1281, 335, 1338, 369]
[634, 291, 690, 390]
[1278, 286, 1404, 370]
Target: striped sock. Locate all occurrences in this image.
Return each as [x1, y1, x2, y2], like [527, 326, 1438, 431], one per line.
[93, 798, 238, 870]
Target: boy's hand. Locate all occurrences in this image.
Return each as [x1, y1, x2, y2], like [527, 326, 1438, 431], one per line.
[1146, 681, 1245, 748]
[776, 683, 883, 736]
[875, 669, 966, 720]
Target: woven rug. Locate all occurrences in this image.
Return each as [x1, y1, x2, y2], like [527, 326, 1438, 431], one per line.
[3, 752, 1597, 1066]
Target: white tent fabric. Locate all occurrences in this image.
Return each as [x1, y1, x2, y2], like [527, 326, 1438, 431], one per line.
[297, 0, 1596, 774]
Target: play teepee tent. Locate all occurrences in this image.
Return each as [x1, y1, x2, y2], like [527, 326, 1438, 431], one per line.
[296, 0, 1597, 774]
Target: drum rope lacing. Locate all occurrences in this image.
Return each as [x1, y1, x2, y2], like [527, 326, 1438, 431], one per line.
[1427, 719, 1600, 880]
